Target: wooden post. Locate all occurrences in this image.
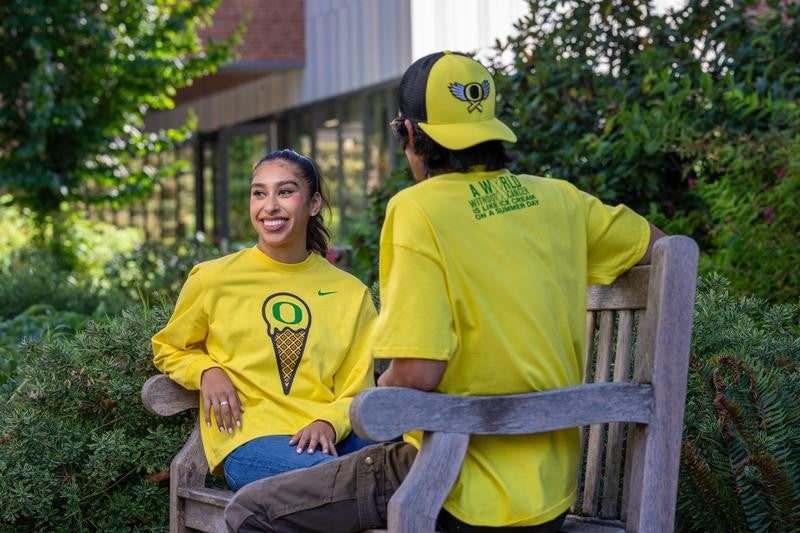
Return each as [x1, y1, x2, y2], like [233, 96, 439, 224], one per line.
[213, 129, 230, 253]
[194, 135, 206, 236]
[388, 431, 469, 533]
[625, 236, 699, 531]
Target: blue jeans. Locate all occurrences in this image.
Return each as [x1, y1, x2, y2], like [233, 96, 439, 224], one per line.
[223, 432, 375, 490]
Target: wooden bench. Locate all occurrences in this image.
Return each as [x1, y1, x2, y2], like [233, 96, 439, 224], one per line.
[141, 235, 698, 532]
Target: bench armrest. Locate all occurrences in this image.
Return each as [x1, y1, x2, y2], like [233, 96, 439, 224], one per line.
[350, 382, 653, 442]
[141, 374, 198, 416]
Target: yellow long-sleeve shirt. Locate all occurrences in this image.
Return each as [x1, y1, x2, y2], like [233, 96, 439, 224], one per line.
[152, 247, 376, 472]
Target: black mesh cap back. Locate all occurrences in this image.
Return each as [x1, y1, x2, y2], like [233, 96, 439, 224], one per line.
[397, 52, 444, 121]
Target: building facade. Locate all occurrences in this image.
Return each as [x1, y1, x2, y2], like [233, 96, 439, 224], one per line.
[138, 0, 528, 249]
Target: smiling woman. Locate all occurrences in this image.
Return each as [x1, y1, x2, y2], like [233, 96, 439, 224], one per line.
[151, 149, 380, 491]
[249, 151, 324, 264]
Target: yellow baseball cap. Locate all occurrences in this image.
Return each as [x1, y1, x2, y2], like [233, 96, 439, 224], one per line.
[398, 51, 517, 150]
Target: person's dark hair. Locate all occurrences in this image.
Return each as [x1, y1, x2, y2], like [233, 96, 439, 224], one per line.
[251, 149, 331, 256]
[391, 116, 512, 177]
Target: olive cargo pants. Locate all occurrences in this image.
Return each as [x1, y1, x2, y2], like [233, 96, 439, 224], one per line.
[225, 441, 566, 532]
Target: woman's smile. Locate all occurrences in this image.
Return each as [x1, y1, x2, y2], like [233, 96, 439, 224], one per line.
[259, 217, 288, 231]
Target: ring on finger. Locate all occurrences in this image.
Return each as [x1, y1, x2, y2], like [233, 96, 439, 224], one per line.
[220, 400, 229, 406]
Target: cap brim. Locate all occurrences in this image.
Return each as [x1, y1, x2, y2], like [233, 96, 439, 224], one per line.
[419, 118, 517, 150]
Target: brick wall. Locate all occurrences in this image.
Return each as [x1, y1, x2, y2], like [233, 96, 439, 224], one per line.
[201, 0, 305, 64]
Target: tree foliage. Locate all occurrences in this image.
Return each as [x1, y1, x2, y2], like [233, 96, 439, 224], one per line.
[345, 164, 415, 287]
[494, 0, 798, 210]
[679, 129, 800, 302]
[0, 0, 236, 214]
[492, 0, 799, 301]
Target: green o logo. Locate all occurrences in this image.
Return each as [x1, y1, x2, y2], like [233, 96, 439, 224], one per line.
[262, 293, 311, 335]
[271, 301, 302, 325]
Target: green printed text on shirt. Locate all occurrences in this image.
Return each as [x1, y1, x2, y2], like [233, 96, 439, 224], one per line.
[467, 174, 539, 220]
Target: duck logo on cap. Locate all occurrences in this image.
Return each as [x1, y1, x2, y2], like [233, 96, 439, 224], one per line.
[448, 80, 491, 113]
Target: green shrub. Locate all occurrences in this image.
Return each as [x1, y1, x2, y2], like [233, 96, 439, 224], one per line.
[0, 351, 17, 392]
[102, 236, 220, 306]
[0, 198, 36, 270]
[0, 304, 192, 531]
[495, 0, 799, 209]
[0, 231, 220, 388]
[0, 195, 142, 276]
[0, 249, 102, 320]
[44, 211, 142, 279]
[493, 0, 800, 301]
[0, 305, 91, 388]
[0, 203, 141, 318]
[678, 274, 800, 531]
[682, 131, 800, 302]
[344, 166, 415, 285]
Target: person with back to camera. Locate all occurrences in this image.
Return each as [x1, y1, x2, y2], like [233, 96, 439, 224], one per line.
[151, 149, 377, 491]
[224, 51, 665, 532]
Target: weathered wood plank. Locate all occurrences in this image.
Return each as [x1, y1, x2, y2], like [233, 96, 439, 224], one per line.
[621, 309, 649, 522]
[183, 498, 227, 532]
[625, 236, 699, 531]
[351, 383, 653, 442]
[561, 515, 625, 532]
[177, 487, 232, 507]
[575, 311, 598, 513]
[595, 311, 616, 383]
[370, 512, 627, 532]
[373, 516, 627, 533]
[600, 310, 634, 518]
[141, 374, 198, 416]
[176, 488, 229, 532]
[583, 311, 597, 384]
[170, 424, 208, 533]
[586, 266, 650, 311]
[387, 431, 470, 533]
[581, 311, 615, 516]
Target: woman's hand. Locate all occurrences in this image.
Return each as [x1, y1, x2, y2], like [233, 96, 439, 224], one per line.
[289, 420, 337, 456]
[200, 367, 244, 434]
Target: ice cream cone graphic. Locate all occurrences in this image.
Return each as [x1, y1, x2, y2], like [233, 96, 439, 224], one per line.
[261, 293, 312, 395]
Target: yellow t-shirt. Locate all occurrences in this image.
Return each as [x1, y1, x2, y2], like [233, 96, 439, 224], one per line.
[152, 247, 376, 472]
[374, 169, 649, 526]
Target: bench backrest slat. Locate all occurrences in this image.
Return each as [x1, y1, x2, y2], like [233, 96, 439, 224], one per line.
[581, 310, 617, 515]
[600, 309, 635, 519]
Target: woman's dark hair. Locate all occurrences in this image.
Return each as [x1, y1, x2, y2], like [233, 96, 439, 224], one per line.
[391, 116, 512, 177]
[251, 149, 331, 256]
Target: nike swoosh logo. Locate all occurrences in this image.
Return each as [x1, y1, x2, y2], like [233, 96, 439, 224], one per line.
[318, 290, 337, 296]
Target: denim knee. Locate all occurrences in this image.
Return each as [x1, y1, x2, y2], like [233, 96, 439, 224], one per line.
[224, 435, 336, 490]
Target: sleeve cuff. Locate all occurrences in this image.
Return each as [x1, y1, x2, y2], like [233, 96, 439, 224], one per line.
[373, 346, 451, 360]
[183, 358, 222, 390]
[315, 407, 349, 443]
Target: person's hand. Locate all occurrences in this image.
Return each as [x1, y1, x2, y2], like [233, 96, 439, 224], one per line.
[289, 420, 337, 456]
[200, 367, 244, 434]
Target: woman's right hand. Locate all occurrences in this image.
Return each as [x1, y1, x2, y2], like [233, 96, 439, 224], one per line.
[200, 367, 244, 434]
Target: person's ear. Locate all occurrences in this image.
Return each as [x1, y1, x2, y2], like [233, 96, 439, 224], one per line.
[404, 119, 415, 152]
[310, 191, 322, 217]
